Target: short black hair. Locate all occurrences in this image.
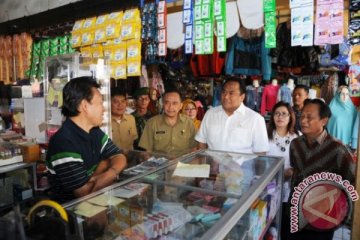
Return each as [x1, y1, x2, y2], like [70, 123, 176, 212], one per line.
[163, 88, 183, 101]
[294, 84, 309, 95]
[304, 98, 332, 119]
[222, 78, 246, 95]
[61, 76, 101, 117]
[111, 88, 127, 98]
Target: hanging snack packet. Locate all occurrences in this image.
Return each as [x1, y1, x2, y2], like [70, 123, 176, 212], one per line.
[127, 60, 141, 76]
[111, 63, 127, 79]
[127, 40, 141, 60]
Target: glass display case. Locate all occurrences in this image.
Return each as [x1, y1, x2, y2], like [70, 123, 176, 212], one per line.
[44, 53, 111, 141]
[63, 150, 284, 240]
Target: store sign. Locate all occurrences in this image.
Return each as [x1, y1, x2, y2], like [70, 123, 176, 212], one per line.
[0, 0, 79, 23]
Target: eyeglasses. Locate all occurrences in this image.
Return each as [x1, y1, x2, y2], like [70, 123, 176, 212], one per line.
[185, 108, 196, 111]
[274, 112, 290, 118]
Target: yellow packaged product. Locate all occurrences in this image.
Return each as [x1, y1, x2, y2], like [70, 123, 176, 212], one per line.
[122, 9, 140, 23]
[80, 46, 92, 58]
[111, 63, 127, 79]
[127, 60, 141, 76]
[103, 46, 114, 61]
[94, 28, 107, 44]
[91, 44, 104, 58]
[113, 37, 122, 45]
[105, 22, 122, 40]
[72, 19, 85, 32]
[133, 24, 141, 40]
[82, 17, 97, 30]
[108, 11, 124, 24]
[70, 32, 82, 48]
[126, 41, 141, 60]
[81, 29, 95, 46]
[95, 14, 108, 28]
[112, 43, 127, 63]
[121, 22, 138, 41]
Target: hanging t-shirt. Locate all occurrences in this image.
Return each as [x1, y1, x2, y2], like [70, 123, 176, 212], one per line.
[260, 84, 280, 115]
[327, 92, 357, 145]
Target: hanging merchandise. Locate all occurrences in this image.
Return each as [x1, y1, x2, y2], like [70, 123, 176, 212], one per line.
[123, 9, 142, 77]
[225, 30, 272, 81]
[350, 0, 360, 45]
[157, 0, 167, 56]
[142, 2, 159, 64]
[215, 0, 227, 52]
[263, 0, 276, 48]
[28, 35, 74, 81]
[314, 0, 344, 45]
[349, 64, 360, 97]
[290, 0, 314, 47]
[0, 33, 32, 83]
[71, 8, 142, 79]
[236, 0, 263, 29]
[194, 0, 213, 54]
[106, 11, 123, 40]
[183, 0, 193, 54]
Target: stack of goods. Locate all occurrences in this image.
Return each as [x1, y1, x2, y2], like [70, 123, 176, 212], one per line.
[71, 8, 142, 79]
[121, 156, 168, 177]
[27, 35, 74, 80]
[0, 33, 32, 83]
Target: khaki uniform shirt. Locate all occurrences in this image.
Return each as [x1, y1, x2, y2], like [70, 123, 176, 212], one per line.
[111, 114, 138, 150]
[139, 114, 197, 156]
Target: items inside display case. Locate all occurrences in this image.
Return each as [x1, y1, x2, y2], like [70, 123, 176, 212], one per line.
[63, 150, 283, 240]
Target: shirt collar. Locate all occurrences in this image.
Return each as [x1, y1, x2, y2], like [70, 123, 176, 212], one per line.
[221, 103, 245, 115]
[112, 115, 128, 123]
[302, 129, 328, 145]
[316, 130, 328, 145]
[64, 118, 92, 141]
[161, 114, 185, 125]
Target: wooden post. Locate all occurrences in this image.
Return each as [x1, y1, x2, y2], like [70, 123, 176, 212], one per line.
[352, 118, 360, 240]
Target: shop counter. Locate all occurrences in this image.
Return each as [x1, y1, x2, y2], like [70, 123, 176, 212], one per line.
[63, 150, 284, 240]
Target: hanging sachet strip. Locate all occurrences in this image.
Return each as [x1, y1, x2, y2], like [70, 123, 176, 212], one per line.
[263, 0, 276, 48]
[157, 0, 167, 56]
[183, 0, 193, 54]
[214, 0, 226, 52]
[315, 0, 344, 45]
[290, 0, 314, 47]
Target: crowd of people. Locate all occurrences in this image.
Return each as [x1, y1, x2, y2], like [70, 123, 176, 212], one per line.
[45, 76, 356, 239]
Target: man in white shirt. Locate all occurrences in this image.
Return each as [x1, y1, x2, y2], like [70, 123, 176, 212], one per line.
[196, 78, 269, 154]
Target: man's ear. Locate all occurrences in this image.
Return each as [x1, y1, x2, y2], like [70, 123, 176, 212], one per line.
[78, 99, 87, 114]
[321, 117, 329, 127]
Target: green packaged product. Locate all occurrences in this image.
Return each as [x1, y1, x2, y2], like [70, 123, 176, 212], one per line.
[203, 37, 213, 54]
[59, 36, 68, 46]
[40, 40, 50, 57]
[265, 26, 276, 48]
[217, 36, 226, 52]
[263, 0, 276, 12]
[265, 11, 276, 29]
[49, 38, 59, 48]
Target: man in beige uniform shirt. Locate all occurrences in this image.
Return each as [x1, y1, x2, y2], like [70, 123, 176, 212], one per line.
[139, 89, 197, 157]
[111, 90, 138, 151]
